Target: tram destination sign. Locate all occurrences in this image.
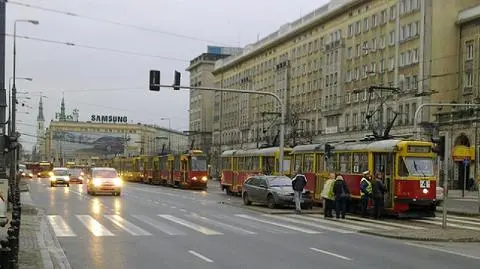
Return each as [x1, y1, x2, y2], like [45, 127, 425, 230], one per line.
[91, 115, 128, 123]
[407, 145, 431, 153]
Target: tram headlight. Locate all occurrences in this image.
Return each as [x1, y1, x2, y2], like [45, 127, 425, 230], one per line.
[422, 188, 429, 194]
[201, 176, 208, 182]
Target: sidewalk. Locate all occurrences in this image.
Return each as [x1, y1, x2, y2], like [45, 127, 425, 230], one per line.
[0, 191, 71, 269]
[437, 190, 480, 216]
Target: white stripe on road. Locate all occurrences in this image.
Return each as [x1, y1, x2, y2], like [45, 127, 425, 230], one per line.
[104, 215, 152, 236]
[188, 250, 213, 263]
[76, 215, 115, 236]
[187, 213, 257, 235]
[158, 215, 223, 235]
[294, 215, 368, 231]
[131, 215, 186, 236]
[446, 215, 480, 222]
[310, 247, 352, 261]
[235, 214, 321, 234]
[434, 217, 480, 226]
[214, 214, 291, 234]
[47, 215, 76, 237]
[413, 219, 480, 231]
[262, 214, 355, 234]
[404, 242, 480, 260]
[346, 216, 425, 230]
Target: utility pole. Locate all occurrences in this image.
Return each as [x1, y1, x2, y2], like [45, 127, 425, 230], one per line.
[0, 0, 7, 179]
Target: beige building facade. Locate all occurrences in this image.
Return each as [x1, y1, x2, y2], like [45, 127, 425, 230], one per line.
[211, 0, 479, 155]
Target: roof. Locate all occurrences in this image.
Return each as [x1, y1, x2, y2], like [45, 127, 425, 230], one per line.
[221, 147, 292, 157]
[457, 4, 480, 24]
[292, 139, 430, 153]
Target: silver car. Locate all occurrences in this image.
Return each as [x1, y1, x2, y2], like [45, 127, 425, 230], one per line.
[242, 175, 313, 209]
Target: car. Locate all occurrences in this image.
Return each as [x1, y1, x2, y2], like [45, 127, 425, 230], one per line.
[68, 168, 84, 184]
[86, 167, 123, 196]
[242, 175, 313, 209]
[21, 169, 34, 179]
[49, 168, 71, 187]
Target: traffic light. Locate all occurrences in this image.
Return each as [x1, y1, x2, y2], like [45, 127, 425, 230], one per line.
[431, 136, 445, 160]
[325, 143, 335, 159]
[149, 70, 161, 91]
[173, 70, 181, 90]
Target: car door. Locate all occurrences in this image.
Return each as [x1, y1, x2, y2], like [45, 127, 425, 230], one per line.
[256, 177, 269, 203]
[244, 177, 257, 201]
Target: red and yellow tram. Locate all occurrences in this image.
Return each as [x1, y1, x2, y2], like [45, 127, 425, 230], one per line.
[220, 147, 292, 195]
[291, 139, 437, 217]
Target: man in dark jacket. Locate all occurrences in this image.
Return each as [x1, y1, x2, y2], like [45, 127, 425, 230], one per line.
[292, 167, 307, 213]
[333, 175, 350, 219]
[372, 172, 387, 219]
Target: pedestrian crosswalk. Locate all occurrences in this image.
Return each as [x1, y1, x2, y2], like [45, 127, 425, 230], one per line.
[45, 212, 480, 239]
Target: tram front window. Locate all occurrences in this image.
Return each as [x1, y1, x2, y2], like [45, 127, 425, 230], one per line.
[403, 157, 434, 177]
[191, 156, 207, 171]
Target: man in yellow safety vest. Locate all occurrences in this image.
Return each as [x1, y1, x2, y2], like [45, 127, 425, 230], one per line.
[360, 171, 372, 218]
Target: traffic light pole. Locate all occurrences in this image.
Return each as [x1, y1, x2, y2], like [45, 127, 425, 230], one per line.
[151, 83, 286, 174]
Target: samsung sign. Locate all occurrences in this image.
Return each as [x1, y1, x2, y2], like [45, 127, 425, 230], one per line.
[91, 115, 128, 123]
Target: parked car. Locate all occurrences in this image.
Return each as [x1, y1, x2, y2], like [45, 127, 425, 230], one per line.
[68, 168, 84, 184]
[242, 175, 313, 209]
[86, 167, 123, 196]
[21, 169, 34, 179]
[50, 168, 70, 187]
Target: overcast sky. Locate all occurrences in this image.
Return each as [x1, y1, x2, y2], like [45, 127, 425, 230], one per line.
[6, 0, 329, 149]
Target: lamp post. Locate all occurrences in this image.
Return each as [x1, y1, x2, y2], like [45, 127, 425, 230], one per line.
[10, 19, 38, 196]
[160, 117, 171, 153]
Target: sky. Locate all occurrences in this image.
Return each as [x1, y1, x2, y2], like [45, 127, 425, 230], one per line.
[5, 0, 329, 150]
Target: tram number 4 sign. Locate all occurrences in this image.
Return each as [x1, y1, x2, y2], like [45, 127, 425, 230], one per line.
[420, 180, 430, 189]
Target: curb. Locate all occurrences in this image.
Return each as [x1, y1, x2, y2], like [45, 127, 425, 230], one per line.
[358, 230, 480, 242]
[436, 210, 480, 217]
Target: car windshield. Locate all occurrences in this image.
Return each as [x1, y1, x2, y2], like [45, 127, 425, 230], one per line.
[53, 169, 69, 176]
[69, 169, 83, 176]
[403, 157, 435, 177]
[268, 176, 292, 187]
[191, 156, 207, 171]
[93, 169, 117, 178]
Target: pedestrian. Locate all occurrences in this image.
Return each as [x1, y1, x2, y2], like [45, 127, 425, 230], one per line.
[360, 170, 372, 218]
[321, 172, 335, 218]
[372, 171, 387, 219]
[291, 167, 307, 214]
[333, 175, 350, 219]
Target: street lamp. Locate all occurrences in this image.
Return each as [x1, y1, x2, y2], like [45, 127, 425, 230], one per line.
[160, 117, 171, 153]
[10, 19, 39, 195]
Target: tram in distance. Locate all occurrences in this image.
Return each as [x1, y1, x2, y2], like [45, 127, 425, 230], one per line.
[291, 139, 438, 217]
[220, 147, 292, 195]
[107, 149, 209, 190]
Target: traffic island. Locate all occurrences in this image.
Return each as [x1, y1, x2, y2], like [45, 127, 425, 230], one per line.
[359, 227, 480, 242]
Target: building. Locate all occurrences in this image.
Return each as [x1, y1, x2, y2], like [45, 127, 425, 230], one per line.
[186, 47, 242, 176]
[35, 96, 45, 160]
[434, 4, 480, 190]
[43, 121, 189, 166]
[207, 0, 479, 185]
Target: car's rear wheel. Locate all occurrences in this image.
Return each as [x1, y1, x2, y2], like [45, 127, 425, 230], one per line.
[243, 192, 251, 205]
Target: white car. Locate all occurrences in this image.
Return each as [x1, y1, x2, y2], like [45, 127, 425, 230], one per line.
[49, 168, 70, 187]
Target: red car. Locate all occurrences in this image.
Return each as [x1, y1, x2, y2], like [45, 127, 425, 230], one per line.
[68, 168, 85, 184]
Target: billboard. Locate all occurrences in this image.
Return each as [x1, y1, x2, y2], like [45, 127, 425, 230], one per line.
[51, 130, 141, 159]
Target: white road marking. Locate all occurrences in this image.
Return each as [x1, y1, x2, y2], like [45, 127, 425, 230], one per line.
[161, 203, 167, 206]
[47, 215, 76, 237]
[158, 214, 223, 235]
[76, 215, 115, 236]
[188, 250, 213, 263]
[434, 217, 480, 226]
[346, 216, 425, 230]
[179, 209, 187, 212]
[262, 214, 355, 234]
[187, 213, 257, 235]
[171, 206, 177, 209]
[446, 215, 480, 222]
[154, 201, 160, 204]
[310, 247, 352, 261]
[294, 215, 368, 231]
[104, 215, 152, 236]
[236, 214, 321, 234]
[214, 214, 291, 234]
[404, 242, 480, 260]
[131, 215, 186, 235]
[414, 219, 480, 231]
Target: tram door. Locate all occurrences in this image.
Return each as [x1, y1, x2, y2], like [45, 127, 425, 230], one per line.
[373, 153, 395, 208]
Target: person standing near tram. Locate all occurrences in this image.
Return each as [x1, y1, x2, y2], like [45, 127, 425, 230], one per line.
[321, 173, 335, 218]
[372, 171, 387, 219]
[360, 171, 373, 218]
[292, 167, 307, 214]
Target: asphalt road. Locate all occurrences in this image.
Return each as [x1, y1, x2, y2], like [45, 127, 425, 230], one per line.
[27, 178, 480, 269]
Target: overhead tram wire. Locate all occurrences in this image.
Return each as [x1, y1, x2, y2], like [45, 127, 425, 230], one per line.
[4, 33, 189, 62]
[5, 0, 230, 46]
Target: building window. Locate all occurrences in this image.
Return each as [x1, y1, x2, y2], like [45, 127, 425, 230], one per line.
[372, 38, 377, 50]
[411, 103, 417, 125]
[348, 24, 354, 37]
[355, 21, 361, 35]
[465, 72, 473, 87]
[404, 104, 410, 125]
[362, 65, 368, 78]
[390, 6, 396, 20]
[412, 75, 418, 89]
[389, 57, 395, 71]
[372, 14, 378, 27]
[356, 44, 361, 57]
[363, 41, 369, 54]
[379, 59, 385, 73]
[345, 114, 350, 127]
[412, 48, 419, 63]
[353, 113, 358, 126]
[381, 10, 387, 24]
[400, 52, 405, 66]
[355, 67, 360, 80]
[347, 47, 352, 58]
[466, 41, 474, 60]
[370, 62, 376, 75]
[389, 30, 395, 45]
[363, 18, 369, 32]
[345, 92, 351, 103]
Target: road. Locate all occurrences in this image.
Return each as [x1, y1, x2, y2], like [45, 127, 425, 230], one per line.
[27, 178, 480, 269]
